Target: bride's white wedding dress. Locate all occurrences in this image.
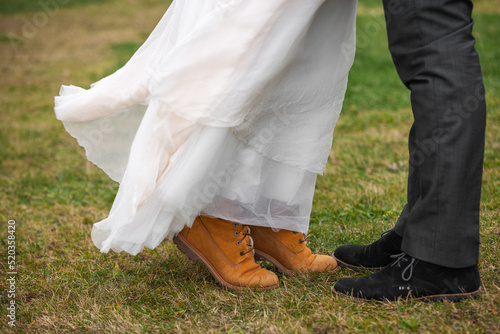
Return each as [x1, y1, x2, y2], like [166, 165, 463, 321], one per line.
[55, 0, 357, 255]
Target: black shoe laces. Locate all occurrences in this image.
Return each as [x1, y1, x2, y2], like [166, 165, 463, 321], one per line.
[390, 253, 420, 282]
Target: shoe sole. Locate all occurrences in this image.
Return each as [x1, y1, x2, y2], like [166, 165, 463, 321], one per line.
[415, 288, 482, 302]
[333, 255, 383, 272]
[254, 249, 294, 276]
[255, 249, 340, 276]
[331, 286, 482, 302]
[172, 233, 279, 291]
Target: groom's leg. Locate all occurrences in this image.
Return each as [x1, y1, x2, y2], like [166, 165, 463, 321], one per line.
[387, 0, 486, 268]
[332, 0, 486, 300]
[392, 124, 419, 237]
[333, 0, 485, 270]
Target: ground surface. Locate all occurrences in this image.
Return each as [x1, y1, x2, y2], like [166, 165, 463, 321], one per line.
[0, 0, 499, 333]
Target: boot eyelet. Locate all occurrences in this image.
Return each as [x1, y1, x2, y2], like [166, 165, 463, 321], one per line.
[239, 251, 244, 256]
[299, 239, 304, 244]
[234, 231, 240, 236]
[233, 222, 239, 227]
[292, 231, 298, 235]
[236, 241, 241, 246]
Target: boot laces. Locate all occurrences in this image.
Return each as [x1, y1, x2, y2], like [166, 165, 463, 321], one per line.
[233, 223, 254, 256]
[390, 253, 420, 282]
[293, 231, 308, 245]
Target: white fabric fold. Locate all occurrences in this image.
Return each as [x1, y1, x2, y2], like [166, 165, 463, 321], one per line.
[55, 0, 357, 255]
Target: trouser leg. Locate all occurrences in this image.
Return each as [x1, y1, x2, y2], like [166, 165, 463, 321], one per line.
[383, 0, 486, 268]
[393, 124, 419, 237]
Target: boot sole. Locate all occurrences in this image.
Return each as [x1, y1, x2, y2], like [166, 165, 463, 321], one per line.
[172, 233, 279, 291]
[255, 249, 340, 276]
[333, 255, 383, 272]
[332, 286, 482, 302]
[254, 249, 294, 276]
[415, 288, 482, 302]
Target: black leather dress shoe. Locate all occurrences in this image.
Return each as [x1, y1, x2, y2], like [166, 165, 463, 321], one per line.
[333, 230, 403, 270]
[332, 253, 481, 301]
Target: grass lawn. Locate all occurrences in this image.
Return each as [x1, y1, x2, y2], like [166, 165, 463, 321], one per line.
[1, 0, 499, 332]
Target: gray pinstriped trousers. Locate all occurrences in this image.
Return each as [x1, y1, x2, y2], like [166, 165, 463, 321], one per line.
[383, 0, 486, 268]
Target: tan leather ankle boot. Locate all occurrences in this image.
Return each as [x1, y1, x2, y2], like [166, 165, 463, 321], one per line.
[173, 216, 279, 290]
[251, 226, 338, 275]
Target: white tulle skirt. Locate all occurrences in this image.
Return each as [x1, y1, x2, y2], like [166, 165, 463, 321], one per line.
[54, 0, 357, 255]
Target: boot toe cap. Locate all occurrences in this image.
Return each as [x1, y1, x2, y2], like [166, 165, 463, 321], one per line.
[333, 245, 354, 262]
[244, 268, 279, 289]
[309, 254, 338, 272]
